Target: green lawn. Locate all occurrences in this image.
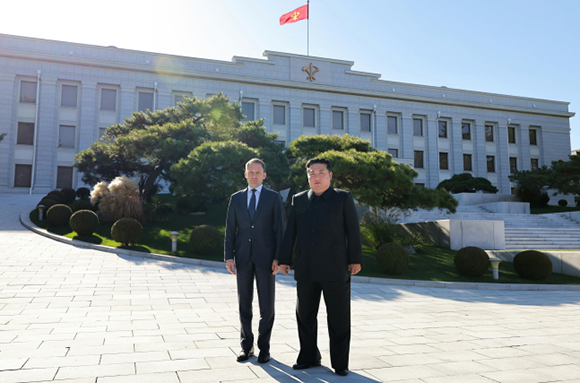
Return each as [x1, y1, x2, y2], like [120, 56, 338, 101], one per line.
[30, 195, 580, 285]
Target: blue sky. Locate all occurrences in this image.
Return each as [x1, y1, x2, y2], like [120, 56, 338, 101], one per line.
[3, 0, 579, 150]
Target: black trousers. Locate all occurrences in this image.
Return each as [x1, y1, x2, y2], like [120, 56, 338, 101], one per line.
[236, 259, 275, 353]
[296, 279, 351, 370]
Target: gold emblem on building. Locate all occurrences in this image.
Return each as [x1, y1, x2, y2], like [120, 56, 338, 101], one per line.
[302, 63, 319, 82]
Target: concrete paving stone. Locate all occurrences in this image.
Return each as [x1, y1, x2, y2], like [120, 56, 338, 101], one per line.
[177, 366, 257, 383]
[100, 351, 171, 364]
[428, 360, 495, 375]
[481, 368, 559, 383]
[0, 358, 27, 370]
[97, 372, 180, 383]
[378, 353, 441, 367]
[56, 363, 136, 380]
[424, 374, 498, 383]
[365, 365, 447, 381]
[23, 355, 100, 369]
[135, 358, 210, 374]
[66, 344, 135, 356]
[473, 346, 535, 358]
[0, 367, 58, 383]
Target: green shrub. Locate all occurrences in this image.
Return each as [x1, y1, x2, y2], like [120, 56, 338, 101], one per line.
[76, 187, 91, 200]
[513, 250, 552, 280]
[176, 196, 208, 214]
[538, 192, 550, 208]
[38, 198, 58, 211]
[111, 218, 143, 246]
[144, 196, 174, 222]
[454, 246, 489, 277]
[61, 188, 77, 203]
[376, 243, 409, 275]
[189, 225, 222, 254]
[360, 209, 399, 249]
[71, 199, 97, 212]
[437, 173, 498, 194]
[47, 204, 73, 226]
[558, 199, 568, 207]
[47, 190, 67, 204]
[70, 210, 100, 236]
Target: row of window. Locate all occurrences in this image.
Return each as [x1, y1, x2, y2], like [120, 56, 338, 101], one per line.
[411, 151, 539, 173]
[16, 122, 76, 148]
[14, 165, 73, 189]
[19, 81, 155, 112]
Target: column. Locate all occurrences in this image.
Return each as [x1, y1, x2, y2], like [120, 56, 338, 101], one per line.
[518, 125, 531, 170]
[400, 113, 414, 160]
[450, 117, 462, 175]
[319, 105, 332, 136]
[119, 86, 135, 122]
[347, 107, 358, 137]
[496, 123, 510, 194]
[33, 77, 58, 193]
[374, 110, 386, 151]
[78, 82, 97, 151]
[258, 99, 271, 131]
[156, 90, 171, 111]
[0, 74, 16, 187]
[473, 120, 487, 177]
[425, 116, 440, 188]
[288, 101, 301, 143]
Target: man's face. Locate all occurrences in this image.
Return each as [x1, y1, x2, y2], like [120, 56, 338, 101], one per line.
[307, 163, 332, 195]
[245, 162, 266, 189]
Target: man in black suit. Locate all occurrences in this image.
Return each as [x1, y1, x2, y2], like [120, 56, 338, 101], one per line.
[225, 158, 286, 364]
[280, 158, 362, 377]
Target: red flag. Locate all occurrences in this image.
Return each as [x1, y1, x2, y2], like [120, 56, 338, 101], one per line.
[280, 4, 309, 25]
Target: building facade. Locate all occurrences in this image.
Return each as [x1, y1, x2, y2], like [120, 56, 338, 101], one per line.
[0, 33, 574, 194]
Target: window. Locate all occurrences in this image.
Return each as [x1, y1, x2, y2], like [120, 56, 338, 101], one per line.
[415, 183, 425, 189]
[101, 89, 117, 111]
[529, 129, 538, 145]
[463, 154, 473, 171]
[414, 151, 424, 168]
[61, 85, 78, 107]
[241, 102, 255, 122]
[413, 118, 423, 136]
[56, 166, 73, 189]
[531, 158, 539, 170]
[487, 156, 495, 173]
[58, 125, 75, 148]
[99, 127, 107, 139]
[485, 124, 494, 142]
[273, 105, 285, 125]
[387, 148, 398, 158]
[387, 116, 398, 135]
[332, 110, 344, 130]
[438, 120, 448, 138]
[462, 122, 471, 140]
[14, 164, 32, 187]
[439, 152, 449, 170]
[508, 127, 516, 144]
[20, 81, 37, 103]
[17, 122, 34, 145]
[303, 107, 315, 127]
[174, 95, 184, 105]
[360, 112, 371, 132]
[510, 157, 518, 174]
[273, 140, 285, 147]
[138, 92, 154, 112]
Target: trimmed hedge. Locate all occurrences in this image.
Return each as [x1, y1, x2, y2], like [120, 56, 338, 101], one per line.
[189, 225, 222, 255]
[376, 242, 409, 275]
[513, 250, 552, 280]
[454, 246, 489, 277]
[70, 210, 100, 236]
[111, 218, 143, 246]
[47, 204, 73, 226]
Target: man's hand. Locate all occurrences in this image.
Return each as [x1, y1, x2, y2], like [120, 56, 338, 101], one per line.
[348, 264, 361, 275]
[226, 259, 236, 275]
[271, 260, 280, 275]
[280, 264, 291, 275]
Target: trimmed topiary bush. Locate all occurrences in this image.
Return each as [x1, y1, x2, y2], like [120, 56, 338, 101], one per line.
[558, 199, 568, 207]
[38, 198, 58, 211]
[376, 242, 410, 275]
[71, 199, 96, 212]
[454, 246, 490, 277]
[70, 210, 100, 236]
[76, 187, 91, 200]
[189, 225, 222, 255]
[61, 187, 77, 203]
[47, 190, 67, 204]
[513, 250, 552, 280]
[47, 204, 73, 226]
[111, 218, 143, 246]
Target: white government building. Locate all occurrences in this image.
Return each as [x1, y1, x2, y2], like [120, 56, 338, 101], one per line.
[0, 33, 574, 195]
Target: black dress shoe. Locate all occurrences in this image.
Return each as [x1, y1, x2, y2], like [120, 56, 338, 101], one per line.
[292, 361, 321, 370]
[335, 368, 349, 376]
[236, 346, 254, 362]
[257, 351, 270, 364]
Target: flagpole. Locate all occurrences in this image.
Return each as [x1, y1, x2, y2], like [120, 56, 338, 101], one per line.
[307, 0, 310, 56]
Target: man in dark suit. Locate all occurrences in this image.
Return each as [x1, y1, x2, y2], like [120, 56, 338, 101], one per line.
[225, 158, 286, 364]
[280, 158, 362, 377]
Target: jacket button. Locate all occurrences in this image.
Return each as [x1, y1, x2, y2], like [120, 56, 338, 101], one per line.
[249, 239, 252, 242]
[252, 226, 255, 228]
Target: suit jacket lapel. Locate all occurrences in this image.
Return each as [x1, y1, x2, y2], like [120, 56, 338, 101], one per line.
[253, 188, 270, 222]
[240, 188, 252, 222]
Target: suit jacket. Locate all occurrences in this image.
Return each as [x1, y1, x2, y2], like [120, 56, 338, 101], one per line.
[279, 187, 363, 282]
[224, 187, 286, 269]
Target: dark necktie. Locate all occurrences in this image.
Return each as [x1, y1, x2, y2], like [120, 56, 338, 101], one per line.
[249, 189, 256, 221]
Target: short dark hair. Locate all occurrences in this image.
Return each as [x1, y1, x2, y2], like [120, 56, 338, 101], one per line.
[306, 158, 332, 172]
[246, 158, 266, 171]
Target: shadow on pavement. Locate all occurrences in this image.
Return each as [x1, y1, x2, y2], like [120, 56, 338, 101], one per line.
[257, 359, 380, 383]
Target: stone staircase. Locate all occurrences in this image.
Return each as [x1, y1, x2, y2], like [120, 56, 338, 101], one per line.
[402, 206, 580, 250]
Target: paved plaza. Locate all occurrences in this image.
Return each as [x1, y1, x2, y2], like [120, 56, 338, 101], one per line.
[2, 195, 580, 383]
